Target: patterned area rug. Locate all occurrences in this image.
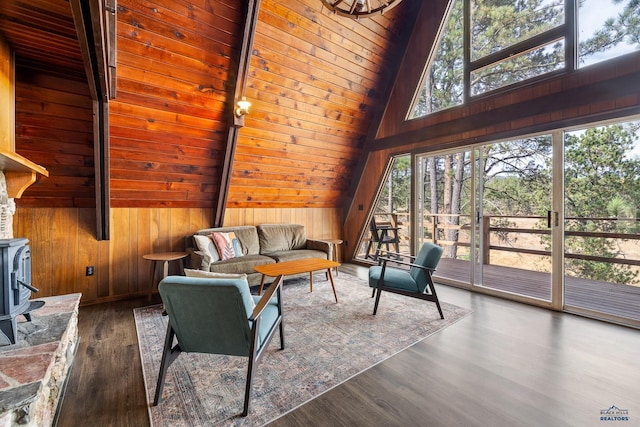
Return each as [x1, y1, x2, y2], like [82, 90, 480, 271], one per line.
[134, 272, 471, 426]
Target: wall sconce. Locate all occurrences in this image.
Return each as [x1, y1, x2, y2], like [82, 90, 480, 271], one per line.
[235, 97, 251, 117]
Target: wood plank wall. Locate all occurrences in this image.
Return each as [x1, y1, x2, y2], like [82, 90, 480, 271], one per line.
[0, 36, 13, 151]
[13, 207, 212, 304]
[7, 0, 417, 303]
[109, 0, 243, 208]
[226, 0, 416, 208]
[13, 206, 341, 305]
[15, 70, 95, 207]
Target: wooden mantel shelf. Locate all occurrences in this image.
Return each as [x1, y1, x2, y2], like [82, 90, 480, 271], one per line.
[0, 150, 49, 198]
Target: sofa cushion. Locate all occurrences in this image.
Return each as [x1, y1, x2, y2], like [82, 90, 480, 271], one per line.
[194, 226, 260, 256]
[258, 224, 307, 254]
[265, 249, 328, 263]
[208, 254, 276, 275]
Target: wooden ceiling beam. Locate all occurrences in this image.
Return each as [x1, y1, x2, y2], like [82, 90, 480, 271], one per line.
[214, 0, 262, 227]
[70, 0, 115, 240]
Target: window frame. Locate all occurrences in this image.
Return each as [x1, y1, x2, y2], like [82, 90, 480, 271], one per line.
[409, 0, 578, 119]
[464, 0, 577, 100]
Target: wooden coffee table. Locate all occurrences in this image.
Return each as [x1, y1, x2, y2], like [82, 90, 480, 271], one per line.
[255, 258, 340, 303]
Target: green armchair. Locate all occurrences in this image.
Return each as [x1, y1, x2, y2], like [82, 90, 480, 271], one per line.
[369, 243, 444, 319]
[153, 274, 285, 416]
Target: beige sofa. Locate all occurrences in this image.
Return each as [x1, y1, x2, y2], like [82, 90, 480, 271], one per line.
[185, 224, 332, 286]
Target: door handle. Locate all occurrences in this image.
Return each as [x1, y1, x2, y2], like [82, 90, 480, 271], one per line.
[547, 211, 551, 228]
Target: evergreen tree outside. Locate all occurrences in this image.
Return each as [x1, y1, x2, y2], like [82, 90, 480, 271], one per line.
[377, 156, 411, 215]
[563, 123, 640, 284]
[410, 0, 464, 117]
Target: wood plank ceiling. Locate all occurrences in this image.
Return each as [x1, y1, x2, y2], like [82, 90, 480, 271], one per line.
[0, 0, 85, 81]
[1, 0, 95, 208]
[227, 0, 413, 208]
[1, 0, 419, 211]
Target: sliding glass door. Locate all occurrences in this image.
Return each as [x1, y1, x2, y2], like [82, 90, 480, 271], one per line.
[416, 150, 473, 285]
[473, 136, 554, 302]
[563, 120, 640, 324]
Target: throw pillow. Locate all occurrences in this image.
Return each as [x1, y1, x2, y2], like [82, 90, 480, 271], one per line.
[193, 235, 220, 266]
[210, 231, 240, 260]
[184, 269, 247, 280]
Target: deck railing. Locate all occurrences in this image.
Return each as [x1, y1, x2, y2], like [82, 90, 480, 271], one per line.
[424, 213, 640, 268]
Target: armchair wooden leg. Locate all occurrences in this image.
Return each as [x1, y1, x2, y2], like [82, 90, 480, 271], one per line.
[435, 300, 444, 319]
[373, 287, 383, 315]
[243, 327, 260, 417]
[374, 242, 383, 260]
[429, 280, 444, 319]
[243, 352, 257, 417]
[279, 320, 285, 350]
[154, 322, 180, 406]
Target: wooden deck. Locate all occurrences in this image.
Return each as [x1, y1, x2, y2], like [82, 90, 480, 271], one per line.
[434, 258, 640, 323]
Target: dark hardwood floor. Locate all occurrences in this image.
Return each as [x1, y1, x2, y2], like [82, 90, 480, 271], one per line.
[56, 264, 639, 427]
[56, 298, 151, 427]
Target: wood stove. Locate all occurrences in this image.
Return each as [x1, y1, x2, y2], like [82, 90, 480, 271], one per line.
[0, 238, 43, 345]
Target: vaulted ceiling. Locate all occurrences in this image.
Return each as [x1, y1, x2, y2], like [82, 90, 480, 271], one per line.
[1, 0, 421, 214]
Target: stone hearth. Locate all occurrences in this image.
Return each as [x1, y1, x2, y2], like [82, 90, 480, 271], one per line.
[0, 293, 80, 426]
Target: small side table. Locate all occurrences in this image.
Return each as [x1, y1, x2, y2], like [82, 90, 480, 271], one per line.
[321, 239, 343, 277]
[143, 251, 188, 302]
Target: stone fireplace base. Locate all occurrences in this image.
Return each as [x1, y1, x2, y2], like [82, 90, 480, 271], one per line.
[0, 293, 80, 426]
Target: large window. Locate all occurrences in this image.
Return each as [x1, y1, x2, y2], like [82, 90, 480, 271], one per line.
[469, 0, 566, 96]
[470, 39, 565, 96]
[470, 0, 564, 61]
[410, 0, 640, 119]
[409, 0, 464, 118]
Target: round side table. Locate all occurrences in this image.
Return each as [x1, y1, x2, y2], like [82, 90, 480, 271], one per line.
[321, 239, 343, 277]
[143, 251, 188, 302]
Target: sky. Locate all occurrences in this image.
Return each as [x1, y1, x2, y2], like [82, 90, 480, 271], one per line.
[578, 0, 637, 67]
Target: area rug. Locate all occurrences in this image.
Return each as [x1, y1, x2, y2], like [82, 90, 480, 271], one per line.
[134, 272, 471, 426]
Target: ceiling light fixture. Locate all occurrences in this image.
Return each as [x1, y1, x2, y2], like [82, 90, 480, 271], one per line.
[320, 0, 404, 19]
